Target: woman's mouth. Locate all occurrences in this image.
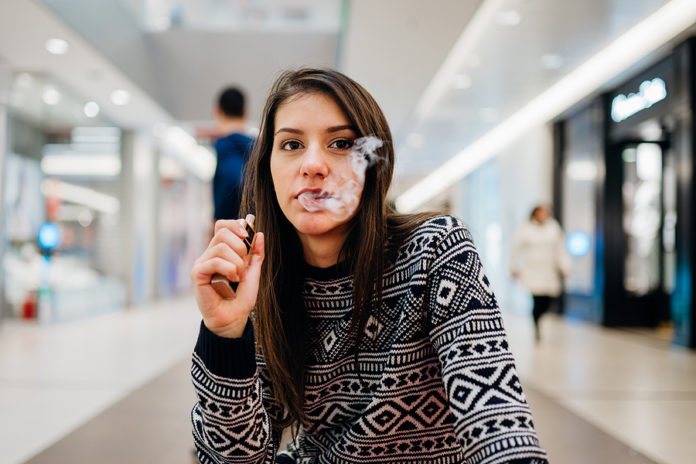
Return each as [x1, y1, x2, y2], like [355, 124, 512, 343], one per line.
[297, 191, 333, 212]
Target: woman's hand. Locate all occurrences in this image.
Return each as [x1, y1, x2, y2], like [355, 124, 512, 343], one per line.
[190, 214, 265, 338]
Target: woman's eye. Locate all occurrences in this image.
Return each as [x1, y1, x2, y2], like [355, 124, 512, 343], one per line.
[281, 140, 302, 151]
[330, 139, 353, 150]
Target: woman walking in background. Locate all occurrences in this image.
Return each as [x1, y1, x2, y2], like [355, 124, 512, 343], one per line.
[510, 205, 571, 342]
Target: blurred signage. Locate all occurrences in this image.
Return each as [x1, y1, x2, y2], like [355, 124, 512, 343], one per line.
[611, 78, 667, 123]
[567, 231, 591, 257]
[38, 222, 61, 250]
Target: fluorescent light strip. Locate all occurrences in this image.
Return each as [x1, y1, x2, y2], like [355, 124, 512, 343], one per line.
[41, 154, 121, 176]
[413, 0, 504, 120]
[396, 0, 696, 212]
[41, 180, 120, 214]
[161, 126, 216, 181]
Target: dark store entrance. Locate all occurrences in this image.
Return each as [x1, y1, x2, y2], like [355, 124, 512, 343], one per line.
[606, 139, 676, 334]
[556, 38, 696, 348]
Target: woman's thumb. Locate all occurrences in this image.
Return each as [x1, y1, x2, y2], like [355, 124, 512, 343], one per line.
[237, 232, 264, 301]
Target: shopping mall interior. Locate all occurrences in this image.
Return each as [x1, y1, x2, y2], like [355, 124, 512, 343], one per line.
[1, 1, 696, 463]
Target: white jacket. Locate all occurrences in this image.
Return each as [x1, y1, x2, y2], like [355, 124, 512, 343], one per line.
[509, 218, 571, 296]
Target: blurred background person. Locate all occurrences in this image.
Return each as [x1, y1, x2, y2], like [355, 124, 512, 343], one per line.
[510, 204, 571, 341]
[212, 86, 255, 221]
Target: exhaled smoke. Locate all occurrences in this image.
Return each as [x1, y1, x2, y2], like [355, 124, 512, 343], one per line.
[297, 135, 384, 221]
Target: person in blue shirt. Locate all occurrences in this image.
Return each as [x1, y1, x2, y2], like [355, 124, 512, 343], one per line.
[212, 87, 255, 220]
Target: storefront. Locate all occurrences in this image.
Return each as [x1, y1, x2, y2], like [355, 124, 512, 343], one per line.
[554, 37, 696, 348]
[0, 73, 128, 322]
[0, 70, 215, 324]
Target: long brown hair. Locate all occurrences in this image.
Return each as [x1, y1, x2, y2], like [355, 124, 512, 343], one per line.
[241, 68, 434, 430]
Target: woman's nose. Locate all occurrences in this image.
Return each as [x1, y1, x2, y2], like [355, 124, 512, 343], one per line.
[301, 144, 329, 178]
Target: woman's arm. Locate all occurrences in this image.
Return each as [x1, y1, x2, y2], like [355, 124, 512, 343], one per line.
[191, 321, 288, 464]
[426, 221, 548, 464]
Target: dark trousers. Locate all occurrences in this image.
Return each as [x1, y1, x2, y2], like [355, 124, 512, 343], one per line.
[532, 295, 554, 328]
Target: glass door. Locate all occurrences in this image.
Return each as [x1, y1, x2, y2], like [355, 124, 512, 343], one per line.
[620, 141, 674, 332]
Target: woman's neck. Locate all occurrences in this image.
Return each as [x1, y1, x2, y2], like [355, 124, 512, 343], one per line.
[298, 230, 348, 268]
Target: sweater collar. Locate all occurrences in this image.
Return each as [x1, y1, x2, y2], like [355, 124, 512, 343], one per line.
[302, 260, 351, 280]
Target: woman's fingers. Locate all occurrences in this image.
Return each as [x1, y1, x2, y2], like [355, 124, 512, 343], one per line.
[214, 218, 248, 237]
[209, 227, 250, 258]
[234, 232, 265, 304]
[191, 257, 242, 286]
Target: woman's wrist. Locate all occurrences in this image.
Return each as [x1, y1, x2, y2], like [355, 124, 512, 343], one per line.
[205, 317, 249, 339]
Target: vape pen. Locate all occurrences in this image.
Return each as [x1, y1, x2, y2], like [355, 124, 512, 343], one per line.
[210, 220, 256, 299]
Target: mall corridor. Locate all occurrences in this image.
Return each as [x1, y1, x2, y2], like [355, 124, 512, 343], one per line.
[3, 0, 696, 463]
[1, 297, 694, 464]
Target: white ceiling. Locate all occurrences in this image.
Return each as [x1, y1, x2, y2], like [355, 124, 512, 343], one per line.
[1, 0, 695, 199]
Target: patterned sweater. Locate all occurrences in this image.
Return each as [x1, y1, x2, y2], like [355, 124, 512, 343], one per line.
[191, 215, 548, 464]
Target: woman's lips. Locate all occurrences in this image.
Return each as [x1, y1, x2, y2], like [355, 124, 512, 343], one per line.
[297, 191, 333, 212]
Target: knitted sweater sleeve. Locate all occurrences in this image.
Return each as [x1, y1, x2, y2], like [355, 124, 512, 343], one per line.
[190, 321, 288, 464]
[426, 220, 548, 464]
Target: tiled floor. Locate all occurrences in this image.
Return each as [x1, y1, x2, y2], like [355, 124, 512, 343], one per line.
[0, 296, 200, 464]
[1, 295, 694, 464]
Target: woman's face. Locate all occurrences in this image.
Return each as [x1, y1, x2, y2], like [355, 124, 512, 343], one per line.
[534, 207, 550, 223]
[270, 91, 363, 242]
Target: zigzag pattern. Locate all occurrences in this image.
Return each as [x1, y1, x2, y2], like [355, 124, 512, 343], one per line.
[192, 215, 548, 464]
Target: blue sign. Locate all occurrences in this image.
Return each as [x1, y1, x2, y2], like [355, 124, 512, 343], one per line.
[38, 223, 61, 249]
[567, 231, 591, 257]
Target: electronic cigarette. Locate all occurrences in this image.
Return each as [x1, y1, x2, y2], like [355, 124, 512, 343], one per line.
[210, 221, 256, 299]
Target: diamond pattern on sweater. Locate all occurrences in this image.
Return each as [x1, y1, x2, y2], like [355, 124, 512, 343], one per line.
[191, 215, 548, 464]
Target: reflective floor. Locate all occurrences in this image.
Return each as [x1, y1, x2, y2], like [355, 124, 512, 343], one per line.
[1, 296, 694, 464]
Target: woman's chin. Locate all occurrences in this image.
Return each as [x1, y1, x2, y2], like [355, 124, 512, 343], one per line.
[291, 211, 346, 237]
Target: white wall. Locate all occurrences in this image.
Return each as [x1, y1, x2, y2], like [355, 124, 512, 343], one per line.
[453, 124, 553, 316]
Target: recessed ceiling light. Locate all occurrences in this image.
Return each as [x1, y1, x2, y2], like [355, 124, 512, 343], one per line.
[110, 89, 131, 106]
[496, 10, 521, 26]
[42, 86, 61, 105]
[45, 38, 69, 55]
[453, 74, 472, 89]
[84, 101, 100, 118]
[541, 54, 564, 70]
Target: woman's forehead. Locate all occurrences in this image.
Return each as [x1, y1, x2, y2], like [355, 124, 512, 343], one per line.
[274, 92, 351, 128]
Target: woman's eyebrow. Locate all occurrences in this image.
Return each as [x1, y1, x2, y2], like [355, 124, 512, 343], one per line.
[327, 125, 355, 133]
[274, 125, 355, 136]
[274, 127, 303, 136]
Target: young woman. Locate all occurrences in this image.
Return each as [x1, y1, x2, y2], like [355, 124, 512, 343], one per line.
[510, 205, 571, 341]
[190, 68, 548, 464]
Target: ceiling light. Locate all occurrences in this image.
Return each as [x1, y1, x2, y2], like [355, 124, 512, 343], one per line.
[413, 0, 503, 120]
[453, 74, 472, 89]
[160, 126, 216, 180]
[110, 89, 131, 106]
[396, 0, 696, 212]
[41, 154, 121, 177]
[541, 54, 564, 70]
[566, 160, 597, 181]
[495, 10, 521, 26]
[42, 86, 61, 105]
[45, 38, 69, 55]
[41, 179, 120, 214]
[83, 101, 100, 118]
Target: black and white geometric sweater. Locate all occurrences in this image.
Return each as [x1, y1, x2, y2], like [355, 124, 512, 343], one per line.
[191, 215, 548, 464]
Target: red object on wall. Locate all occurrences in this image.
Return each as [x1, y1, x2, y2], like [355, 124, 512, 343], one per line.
[22, 292, 37, 319]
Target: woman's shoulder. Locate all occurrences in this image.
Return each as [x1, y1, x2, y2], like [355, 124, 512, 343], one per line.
[413, 214, 469, 238]
[389, 213, 471, 254]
